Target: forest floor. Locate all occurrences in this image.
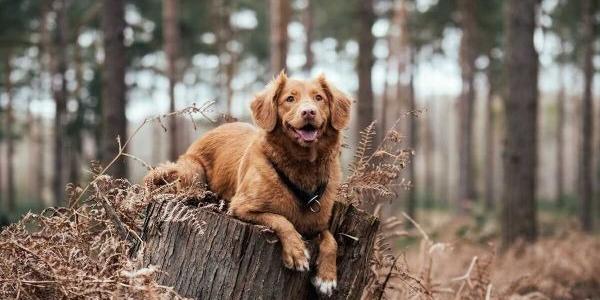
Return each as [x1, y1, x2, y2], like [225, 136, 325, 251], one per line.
[1, 175, 598, 299]
[385, 209, 600, 299]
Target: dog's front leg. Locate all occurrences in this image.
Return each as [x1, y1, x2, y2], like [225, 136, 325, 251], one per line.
[312, 230, 337, 296]
[232, 209, 310, 272]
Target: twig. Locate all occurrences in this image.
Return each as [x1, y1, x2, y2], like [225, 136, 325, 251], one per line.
[339, 233, 359, 241]
[122, 153, 153, 171]
[451, 256, 478, 283]
[96, 191, 129, 241]
[402, 212, 430, 241]
[377, 256, 399, 300]
[485, 284, 493, 300]
[69, 102, 214, 209]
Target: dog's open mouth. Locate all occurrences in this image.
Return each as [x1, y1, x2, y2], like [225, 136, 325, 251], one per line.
[292, 124, 319, 142]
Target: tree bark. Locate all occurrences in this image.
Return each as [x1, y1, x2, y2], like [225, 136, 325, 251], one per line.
[302, 0, 314, 73]
[501, 0, 539, 248]
[580, 0, 594, 232]
[163, 0, 181, 161]
[37, 0, 52, 205]
[269, 0, 290, 74]
[141, 199, 379, 299]
[423, 108, 435, 207]
[457, 0, 477, 210]
[556, 63, 565, 207]
[382, 0, 410, 136]
[34, 118, 46, 204]
[52, 0, 69, 205]
[213, 0, 235, 115]
[69, 35, 84, 186]
[101, 0, 128, 178]
[484, 70, 496, 211]
[405, 51, 417, 221]
[355, 0, 375, 143]
[3, 52, 15, 212]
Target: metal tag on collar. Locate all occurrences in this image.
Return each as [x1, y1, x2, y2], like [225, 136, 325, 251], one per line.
[307, 195, 321, 213]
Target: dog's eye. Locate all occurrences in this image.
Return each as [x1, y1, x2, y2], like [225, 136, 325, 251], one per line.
[286, 96, 295, 102]
[315, 95, 323, 101]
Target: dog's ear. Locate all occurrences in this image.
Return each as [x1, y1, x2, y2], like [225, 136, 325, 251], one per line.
[251, 70, 287, 131]
[318, 74, 352, 131]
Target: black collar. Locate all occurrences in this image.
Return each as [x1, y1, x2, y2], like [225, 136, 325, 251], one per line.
[269, 159, 328, 213]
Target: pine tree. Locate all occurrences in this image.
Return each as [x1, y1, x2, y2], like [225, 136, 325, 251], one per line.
[163, 0, 181, 161]
[501, 0, 539, 247]
[101, 0, 128, 178]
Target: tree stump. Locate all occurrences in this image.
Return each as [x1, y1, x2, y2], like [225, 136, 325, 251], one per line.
[140, 197, 379, 299]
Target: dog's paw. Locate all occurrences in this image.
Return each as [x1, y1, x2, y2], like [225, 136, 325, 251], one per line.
[311, 276, 337, 297]
[282, 241, 310, 272]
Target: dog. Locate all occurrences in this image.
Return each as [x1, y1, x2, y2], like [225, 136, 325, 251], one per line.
[144, 71, 351, 296]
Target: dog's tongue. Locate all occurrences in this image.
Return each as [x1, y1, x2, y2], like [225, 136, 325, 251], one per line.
[297, 128, 318, 142]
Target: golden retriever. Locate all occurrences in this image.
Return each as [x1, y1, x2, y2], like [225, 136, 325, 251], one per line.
[144, 71, 351, 296]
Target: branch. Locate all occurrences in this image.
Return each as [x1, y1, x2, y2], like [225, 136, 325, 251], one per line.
[69, 102, 215, 209]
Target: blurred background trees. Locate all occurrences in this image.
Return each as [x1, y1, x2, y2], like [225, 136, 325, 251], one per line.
[0, 0, 599, 248]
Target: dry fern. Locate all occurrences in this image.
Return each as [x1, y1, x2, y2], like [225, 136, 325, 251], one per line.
[0, 175, 186, 299]
[0, 104, 217, 299]
[339, 120, 413, 208]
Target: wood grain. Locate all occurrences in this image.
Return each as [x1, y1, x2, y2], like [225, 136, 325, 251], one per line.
[141, 198, 379, 299]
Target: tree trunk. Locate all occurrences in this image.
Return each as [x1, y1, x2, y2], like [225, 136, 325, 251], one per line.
[405, 51, 417, 221]
[379, 57, 391, 137]
[580, 0, 594, 232]
[382, 0, 410, 139]
[34, 118, 46, 204]
[0, 137, 3, 211]
[101, 0, 128, 178]
[441, 101, 451, 206]
[423, 108, 435, 207]
[141, 199, 379, 299]
[213, 0, 235, 115]
[3, 53, 15, 212]
[457, 0, 477, 211]
[501, 0, 539, 248]
[69, 36, 84, 186]
[163, 0, 181, 161]
[269, 0, 290, 74]
[556, 63, 565, 207]
[37, 0, 52, 206]
[484, 70, 496, 211]
[302, 0, 314, 73]
[355, 0, 375, 142]
[52, 0, 69, 205]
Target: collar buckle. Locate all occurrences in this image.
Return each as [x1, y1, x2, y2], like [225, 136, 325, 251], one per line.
[307, 195, 321, 213]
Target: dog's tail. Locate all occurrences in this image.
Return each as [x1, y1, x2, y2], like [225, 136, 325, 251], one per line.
[144, 155, 206, 192]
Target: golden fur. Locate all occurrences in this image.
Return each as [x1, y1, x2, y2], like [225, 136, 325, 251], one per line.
[144, 72, 351, 295]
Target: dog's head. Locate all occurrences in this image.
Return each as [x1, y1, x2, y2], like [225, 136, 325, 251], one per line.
[251, 71, 351, 147]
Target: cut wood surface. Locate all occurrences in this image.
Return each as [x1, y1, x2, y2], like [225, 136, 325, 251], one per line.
[141, 198, 379, 299]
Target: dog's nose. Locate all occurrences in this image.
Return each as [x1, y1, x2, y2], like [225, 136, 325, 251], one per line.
[301, 107, 316, 119]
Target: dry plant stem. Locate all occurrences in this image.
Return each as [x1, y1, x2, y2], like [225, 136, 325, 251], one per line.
[69, 102, 214, 209]
[377, 256, 399, 300]
[96, 191, 130, 241]
[485, 284, 492, 300]
[402, 212, 429, 241]
[452, 256, 478, 300]
[121, 153, 153, 171]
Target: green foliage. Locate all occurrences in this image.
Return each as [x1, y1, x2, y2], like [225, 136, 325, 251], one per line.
[236, 0, 269, 61]
[131, 0, 214, 59]
[313, 0, 359, 44]
[537, 193, 580, 216]
[0, 0, 39, 47]
[409, 0, 505, 89]
[548, 0, 583, 64]
[409, 0, 456, 53]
